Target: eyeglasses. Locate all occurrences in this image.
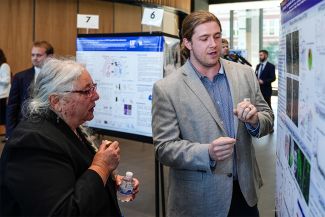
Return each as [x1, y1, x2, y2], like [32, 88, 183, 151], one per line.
[65, 83, 97, 98]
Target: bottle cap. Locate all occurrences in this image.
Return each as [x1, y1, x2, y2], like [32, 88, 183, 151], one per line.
[126, 172, 133, 177]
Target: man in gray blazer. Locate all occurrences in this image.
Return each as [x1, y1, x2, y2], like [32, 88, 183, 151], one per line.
[152, 11, 274, 217]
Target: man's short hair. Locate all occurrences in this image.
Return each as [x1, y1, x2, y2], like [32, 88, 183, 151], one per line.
[181, 11, 222, 64]
[259, 50, 268, 56]
[33, 41, 54, 56]
[222, 39, 228, 44]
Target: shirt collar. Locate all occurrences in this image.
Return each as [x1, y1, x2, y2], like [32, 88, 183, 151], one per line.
[34, 66, 41, 75]
[188, 58, 225, 80]
[261, 60, 268, 65]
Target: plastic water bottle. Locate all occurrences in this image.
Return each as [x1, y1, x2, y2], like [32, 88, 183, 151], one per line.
[117, 172, 134, 202]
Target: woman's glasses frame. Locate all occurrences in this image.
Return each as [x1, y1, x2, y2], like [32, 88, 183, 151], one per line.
[65, 83, 97, 98]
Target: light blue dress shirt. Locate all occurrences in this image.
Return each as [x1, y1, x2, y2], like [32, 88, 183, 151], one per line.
[188, 58, 260, 180]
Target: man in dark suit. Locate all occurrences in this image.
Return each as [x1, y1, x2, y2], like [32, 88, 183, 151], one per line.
[255, 50, 276, 108]
[255, 50, 276, 133]
[6, 41, 53, 138]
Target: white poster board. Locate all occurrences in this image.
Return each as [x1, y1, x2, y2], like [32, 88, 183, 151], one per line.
[76, 33, 180, 142]
[276, 0, 325, 216]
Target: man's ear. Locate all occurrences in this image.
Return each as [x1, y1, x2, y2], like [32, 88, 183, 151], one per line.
[48, 93, 61, 112]
[183, 38, 192, 51]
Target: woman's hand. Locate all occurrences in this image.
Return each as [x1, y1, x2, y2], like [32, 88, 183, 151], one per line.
[89, 141, 120, 186]
[115, 175, 140, 201]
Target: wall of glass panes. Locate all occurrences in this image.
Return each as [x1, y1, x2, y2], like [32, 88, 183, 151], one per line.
[211, 7, 280, 91]
[263, 7, 280, 89]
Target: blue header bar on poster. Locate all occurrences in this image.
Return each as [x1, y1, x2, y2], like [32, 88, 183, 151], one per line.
[76, 36, 164, 52]
[280, 0, 323, 24]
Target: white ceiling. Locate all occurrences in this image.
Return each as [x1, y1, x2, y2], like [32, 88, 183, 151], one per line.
[209, 0, 282, 11]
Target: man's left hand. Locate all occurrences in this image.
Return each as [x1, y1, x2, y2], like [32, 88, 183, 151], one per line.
[258, 79, 264, 84]
[233, 101, 259, 128]
[115, 175, 140, 201]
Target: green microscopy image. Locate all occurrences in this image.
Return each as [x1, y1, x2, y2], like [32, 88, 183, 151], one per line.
[293, 141, 311, 204]
[308, 49, 312, 71]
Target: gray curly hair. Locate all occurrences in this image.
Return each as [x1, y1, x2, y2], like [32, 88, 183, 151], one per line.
[23, 56, 118, 178]
[23, 56, 100, 150]
[24, 56, 86, 120]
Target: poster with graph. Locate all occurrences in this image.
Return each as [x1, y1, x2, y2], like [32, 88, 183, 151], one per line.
[277, 0, 325, 216]
[76, 33, 180, 143]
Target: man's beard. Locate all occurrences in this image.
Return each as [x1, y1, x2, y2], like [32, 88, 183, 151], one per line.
[192, 48, 219, 68]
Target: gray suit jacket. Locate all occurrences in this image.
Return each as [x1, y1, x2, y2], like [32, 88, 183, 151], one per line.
[151, 59, 274, 217]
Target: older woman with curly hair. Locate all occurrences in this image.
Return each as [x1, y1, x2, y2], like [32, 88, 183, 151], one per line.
[0, 57, 139, 216]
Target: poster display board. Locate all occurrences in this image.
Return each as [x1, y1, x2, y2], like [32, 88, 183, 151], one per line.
[76, 32, 180, 143]
[277, 0, 325, 216]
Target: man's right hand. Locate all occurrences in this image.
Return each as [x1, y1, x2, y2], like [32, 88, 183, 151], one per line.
[208, 137, 236, 162]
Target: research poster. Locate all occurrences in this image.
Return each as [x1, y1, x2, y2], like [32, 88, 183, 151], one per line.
[76, 35, 180, 138]
[277, 0, 325, 216]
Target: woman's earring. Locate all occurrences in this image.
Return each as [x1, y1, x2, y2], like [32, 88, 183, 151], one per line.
[56, 110, 61, 123]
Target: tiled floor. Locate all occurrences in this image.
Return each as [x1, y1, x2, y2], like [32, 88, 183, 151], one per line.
[0, 97, 278, 217]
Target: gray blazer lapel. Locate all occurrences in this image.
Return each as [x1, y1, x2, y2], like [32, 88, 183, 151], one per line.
[182, 61, 228, 136]
[221, 59, 240, 139]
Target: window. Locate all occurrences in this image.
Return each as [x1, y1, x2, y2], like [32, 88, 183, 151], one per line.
[270, 19, 275, 27]
[209, 2, 281, 92]
[211, 11, 231, 43]
[263, 8, 280, 90]
[233, 9, 260, 67]
[270, 28, 275, 35]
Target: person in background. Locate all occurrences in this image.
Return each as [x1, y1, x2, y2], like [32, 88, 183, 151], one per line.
[0, 49, 11, 130]
[6, 41, 54, 139]
[0, 57, 139, 216]
[221, 38, 230, 59]
[152, 11, 274, 217]
[220, 39, 237, 62]
[255, 50, 276, 133]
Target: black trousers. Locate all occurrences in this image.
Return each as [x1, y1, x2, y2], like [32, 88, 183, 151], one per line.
[262, 95, 272, 109]
[0, 98, 7, 125]
[228, 181, 259, 217]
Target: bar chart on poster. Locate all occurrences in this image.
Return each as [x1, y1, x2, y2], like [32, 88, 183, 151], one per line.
[276, 0, 325, 216]
[76, 33, 180, 142]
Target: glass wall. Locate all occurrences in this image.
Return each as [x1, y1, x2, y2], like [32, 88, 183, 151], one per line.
[233, 9, 260, 68]
[263, 7, 280, 89]
[210, 2, 281, 92]
[213, 10, 231, 43]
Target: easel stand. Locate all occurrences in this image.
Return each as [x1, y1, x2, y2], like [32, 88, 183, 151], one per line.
[155, 157, 166, 217]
